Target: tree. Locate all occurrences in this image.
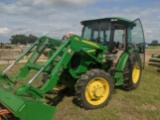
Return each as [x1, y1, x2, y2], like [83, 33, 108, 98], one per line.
[151, 40, 158, 46]
[10, 34, 37, 45]
[28, 34, 37, 44]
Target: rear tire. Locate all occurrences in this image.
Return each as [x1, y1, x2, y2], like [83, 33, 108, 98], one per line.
[123, 55, 142, 90]
[75, 69, 113, 109]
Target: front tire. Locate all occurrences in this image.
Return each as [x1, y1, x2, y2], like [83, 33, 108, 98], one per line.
[75, 69, 113, 109]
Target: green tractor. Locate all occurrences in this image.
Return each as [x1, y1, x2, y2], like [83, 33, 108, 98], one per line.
[0, 17, 145, 120]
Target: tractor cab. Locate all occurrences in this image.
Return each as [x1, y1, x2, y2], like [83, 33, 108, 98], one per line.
[81, 17, 145, 67]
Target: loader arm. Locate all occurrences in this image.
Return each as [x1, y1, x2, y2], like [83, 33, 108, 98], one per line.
[0, 35, 105, 120]
[15, 35, 106, 97]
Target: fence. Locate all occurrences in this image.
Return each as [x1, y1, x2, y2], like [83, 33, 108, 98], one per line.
[0, 49, 47, 64]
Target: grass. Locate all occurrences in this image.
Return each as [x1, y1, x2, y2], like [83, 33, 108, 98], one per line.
[0, 62, 159, 120]
[146, 45, 160, 49]
[0, 63, 44, 88]
[53, 65, 160, 120]
[146, 46, 160, 54]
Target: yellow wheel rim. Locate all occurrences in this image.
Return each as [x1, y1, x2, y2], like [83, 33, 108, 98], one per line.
[85, 77, 110, 105]
[132, 63, 140, 84]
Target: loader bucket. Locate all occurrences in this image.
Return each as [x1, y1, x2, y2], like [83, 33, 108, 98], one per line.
[0, 74, 56, 120]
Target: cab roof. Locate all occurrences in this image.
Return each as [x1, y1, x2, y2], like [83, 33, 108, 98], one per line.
[81, 17, 134, 26]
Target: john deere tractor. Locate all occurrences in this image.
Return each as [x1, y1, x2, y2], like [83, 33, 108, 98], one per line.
[0, 17, 145, 120]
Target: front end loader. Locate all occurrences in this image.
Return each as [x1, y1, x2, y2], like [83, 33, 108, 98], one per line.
[0, 17, 145, 120]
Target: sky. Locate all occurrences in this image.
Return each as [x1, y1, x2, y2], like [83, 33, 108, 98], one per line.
[0, 0, 160, 43]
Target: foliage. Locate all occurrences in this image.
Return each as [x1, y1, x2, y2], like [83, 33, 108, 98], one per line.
[10, 34, 37, 45]
[150, 40, 159, 46]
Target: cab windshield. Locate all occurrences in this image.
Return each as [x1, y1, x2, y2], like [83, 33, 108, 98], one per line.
[82, 22, 111, 44]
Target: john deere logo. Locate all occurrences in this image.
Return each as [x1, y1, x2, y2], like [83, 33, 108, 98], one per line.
[82, 40, 99, 48]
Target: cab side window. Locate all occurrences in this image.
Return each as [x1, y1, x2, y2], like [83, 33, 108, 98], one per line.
[113, 25, 125, 50]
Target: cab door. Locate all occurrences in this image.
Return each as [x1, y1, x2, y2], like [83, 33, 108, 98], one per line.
[129, 19, 145, 69]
